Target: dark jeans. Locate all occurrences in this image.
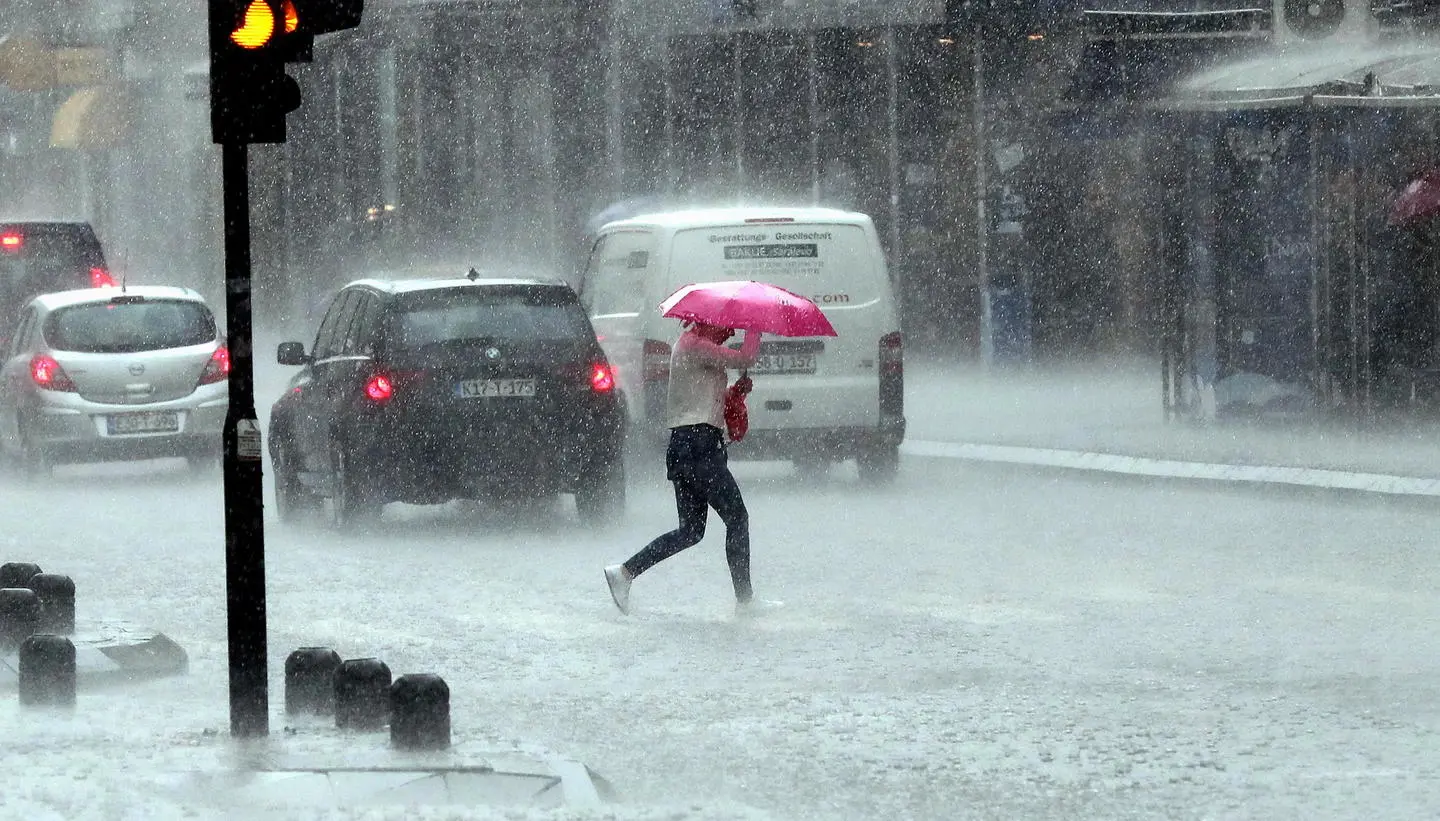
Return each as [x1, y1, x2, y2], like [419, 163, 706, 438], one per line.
[623, 424, 752, 602]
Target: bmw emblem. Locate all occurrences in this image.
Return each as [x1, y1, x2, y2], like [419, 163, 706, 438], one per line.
[128, 363, 146, 376]
[484, 347, 500, 360]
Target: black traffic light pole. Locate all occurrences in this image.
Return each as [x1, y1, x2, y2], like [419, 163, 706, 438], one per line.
[220, 140, 269, 738]
[212, 0, 363, 741]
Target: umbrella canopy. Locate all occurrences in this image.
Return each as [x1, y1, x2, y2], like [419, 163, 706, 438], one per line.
[1391, 170, 1440, 227]
[659, 280, 838, 338]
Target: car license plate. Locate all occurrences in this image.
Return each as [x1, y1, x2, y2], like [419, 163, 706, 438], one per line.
[751, 354, 816, 375]
[107, 411, 180, 435]
[455, 378, 536, 398]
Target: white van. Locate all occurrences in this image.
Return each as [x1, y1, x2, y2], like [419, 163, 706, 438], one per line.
[578, 206, 905, 480]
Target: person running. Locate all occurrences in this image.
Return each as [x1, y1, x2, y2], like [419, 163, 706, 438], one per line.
[604, 320, 772, 616]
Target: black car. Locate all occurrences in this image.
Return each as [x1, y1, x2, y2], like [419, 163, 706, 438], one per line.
[0, 221, 113, 347]
[267, 273, 628, 529]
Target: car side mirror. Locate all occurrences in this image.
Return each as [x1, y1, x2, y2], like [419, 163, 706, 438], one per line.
[277, 341, 310, 366]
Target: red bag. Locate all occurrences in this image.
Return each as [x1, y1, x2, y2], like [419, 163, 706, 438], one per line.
[724, 372, 752, 442]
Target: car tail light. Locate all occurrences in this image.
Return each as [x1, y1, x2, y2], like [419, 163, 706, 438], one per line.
[590, 363, 615, 392]
[879, 331, 903, 376]
[30, 354, 77, 392]
[90, 267, 116, 288]
[0, 232, 21, 251]
[364, 373, 394, 402]
[198, 345, 231, 385]
[642, 339, 671, 383]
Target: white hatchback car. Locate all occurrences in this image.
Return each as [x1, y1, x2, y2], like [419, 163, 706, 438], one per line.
[0, 286, 229, 476]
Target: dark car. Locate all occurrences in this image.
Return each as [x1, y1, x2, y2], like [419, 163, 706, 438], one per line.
[267, 273, 628, 529]
[0, 222, 113, 347]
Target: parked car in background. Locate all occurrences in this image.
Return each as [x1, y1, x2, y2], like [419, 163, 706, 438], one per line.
[267, 271, 628, 529]
[0, 286, 229, 476]
[0, 221, 114, 347]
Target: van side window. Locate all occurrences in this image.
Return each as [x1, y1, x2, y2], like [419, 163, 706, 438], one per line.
[583, 232, 655, 316]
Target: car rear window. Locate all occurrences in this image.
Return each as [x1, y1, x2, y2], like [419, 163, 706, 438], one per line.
[388, 286, 592, 349]
[45, 299, 217, 353]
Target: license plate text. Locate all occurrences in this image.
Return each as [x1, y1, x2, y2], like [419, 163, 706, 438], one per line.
[751, 354, 816, 375]
[108, 411, 180, 435]
[455, 378, 537, 398]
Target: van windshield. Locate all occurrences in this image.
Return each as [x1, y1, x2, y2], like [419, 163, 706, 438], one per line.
[582, 231, 656, 317]
[668, 224, 880, 308]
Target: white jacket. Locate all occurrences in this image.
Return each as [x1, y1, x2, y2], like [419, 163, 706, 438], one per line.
[665, 329, 761, 433]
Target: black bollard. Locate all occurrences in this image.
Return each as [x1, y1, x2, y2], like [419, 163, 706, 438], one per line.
[18, 634, 76, 707]
[0, 562, 42, 589]
[0, 587, 41, 650]
[26, 574, 75, 635]
[285, 646, 342, 716]
[334, 658, 391, 731]
[390, 673, 451, 750]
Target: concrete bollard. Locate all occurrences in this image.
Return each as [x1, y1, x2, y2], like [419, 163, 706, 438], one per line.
[0, 587, 42, 650]
[25, 574, 75, 635]
[285, 646, 343, 716]
[390, 673, 451, 750]
[0, 562, 42, 589]
[18, 634, 76, 707]
[334, 658, 391, 730]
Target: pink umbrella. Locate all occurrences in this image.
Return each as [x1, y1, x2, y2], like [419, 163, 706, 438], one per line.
[1390, 169, 1440, 227]
[659, 280, 838, 338]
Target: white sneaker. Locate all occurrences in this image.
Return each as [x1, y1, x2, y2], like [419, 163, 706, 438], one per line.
[735, 598, 784, 618]
[604, 564, 632, 615]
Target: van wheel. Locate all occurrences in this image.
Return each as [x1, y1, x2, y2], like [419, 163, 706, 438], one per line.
[856, 443, 899, 484]
[576, 453, 626, 527]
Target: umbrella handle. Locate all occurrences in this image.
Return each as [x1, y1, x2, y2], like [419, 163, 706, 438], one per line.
[734, 369, 752, 395]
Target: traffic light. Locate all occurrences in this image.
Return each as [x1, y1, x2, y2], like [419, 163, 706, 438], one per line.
[209, 0, 363, 144]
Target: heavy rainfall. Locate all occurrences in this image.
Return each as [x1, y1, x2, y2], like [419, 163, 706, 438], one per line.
[4, 0, 1440, 818]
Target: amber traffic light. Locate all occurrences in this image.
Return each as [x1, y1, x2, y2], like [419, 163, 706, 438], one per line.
[209, 0, 362, 144]
[229, 0, 277, 48]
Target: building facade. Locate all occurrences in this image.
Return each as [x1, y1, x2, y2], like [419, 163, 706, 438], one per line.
[15, 1, 1431, 363]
